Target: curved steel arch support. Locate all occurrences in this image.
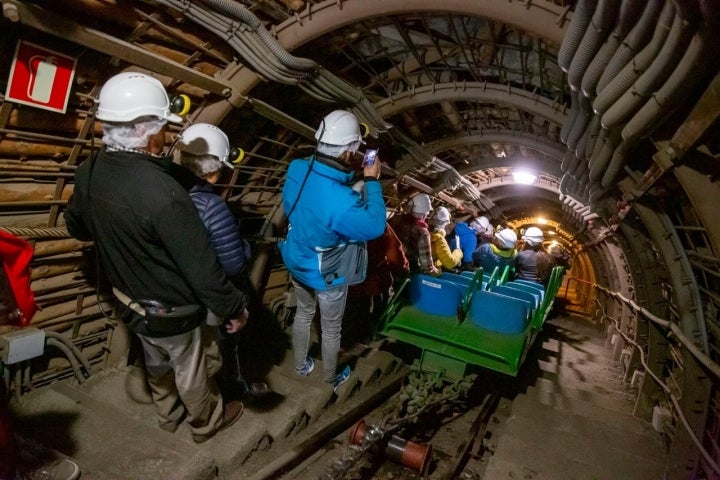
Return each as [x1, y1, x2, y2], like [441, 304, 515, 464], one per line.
[586, 245, 617, 324]
[458, 156, 560, 177]
[424, 131, 566, 163]
[272, 0, 568, 48]
[633, 203, 708, 353]
[470, 175, 561, 196]
[374, 82, 567, 126]
[196, 0, 568, 121]
[617, 216, 672, 419]
[596, 239, 633, 360]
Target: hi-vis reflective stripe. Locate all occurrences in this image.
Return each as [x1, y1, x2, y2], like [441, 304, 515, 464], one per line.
[112, 287, 146, 316]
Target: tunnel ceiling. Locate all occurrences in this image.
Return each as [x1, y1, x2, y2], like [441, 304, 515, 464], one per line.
[0, 0, 575, 224]
[226, 2, 573, 227]
[4, 0, 715, 251]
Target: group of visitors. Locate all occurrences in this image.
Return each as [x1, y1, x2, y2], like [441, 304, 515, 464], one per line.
[2, 69, 569, 480]
[391, 194, 559, 287]
[66, 73, 390, 454]
[54, 73, 388, 464]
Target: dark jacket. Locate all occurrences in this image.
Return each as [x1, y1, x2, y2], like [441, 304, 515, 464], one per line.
[516, 248, 554, 284]
[472, 242, 517, 273]
[64, 149, 247, 323]
[189, 183, 250, 278]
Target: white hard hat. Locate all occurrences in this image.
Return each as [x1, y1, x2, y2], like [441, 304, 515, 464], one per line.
[410, 193, 433, 216]
[96, 72, 183, 124]
[315, 110, 363, 146]
[495, 228, 517, 249]
[469, 216, 490, 233]
[431, 206, 451, 224]
[522, 226, 544, 246]
[178, 123, 235, 168]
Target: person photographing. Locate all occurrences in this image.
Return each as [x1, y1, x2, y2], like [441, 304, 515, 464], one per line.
[280, 110, 386, 392]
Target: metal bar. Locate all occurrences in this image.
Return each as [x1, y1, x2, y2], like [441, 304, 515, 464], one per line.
[246, 97, 316, 139]
[0, 200, 67, 207]
[698, 285, 720, 305]
[669, 69, 720, 157]
[673, 225, 707, 231]
[444, 392, 499, 480]
[687, 251, 720, 264]
[634, 71, 720, 196]
[245, 368, 407, 480]
[0, 128, 91, 145]
[688, 259, 720, 279]
[391, 17, 435, 81]
[0, 172, 75, 178]
[9, 0, 232, 97]
[133, 7, 231, 64]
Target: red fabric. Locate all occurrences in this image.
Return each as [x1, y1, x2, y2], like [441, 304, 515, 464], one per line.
[0, 230, 37, 326]
[349, 224, 409, 297]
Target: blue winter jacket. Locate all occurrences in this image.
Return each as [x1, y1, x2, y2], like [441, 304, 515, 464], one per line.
[449, 222, 478, 265]
[189, 183, 250, 278]
[472, 242, 517, 274]
[280, 155, 387, 291]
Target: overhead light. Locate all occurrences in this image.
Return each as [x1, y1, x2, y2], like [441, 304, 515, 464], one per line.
[537, 217, 548, 224]
[512, 170, 536, 185]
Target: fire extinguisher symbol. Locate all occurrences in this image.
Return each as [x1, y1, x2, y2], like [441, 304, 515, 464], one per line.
[27, 55, 57, 104]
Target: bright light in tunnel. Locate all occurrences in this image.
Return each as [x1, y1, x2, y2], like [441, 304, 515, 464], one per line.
[512, 170, 537, 185]
[537, 217, 548, 224]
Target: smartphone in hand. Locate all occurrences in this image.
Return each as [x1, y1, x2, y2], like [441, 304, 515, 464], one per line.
[362, 149, 378, 167]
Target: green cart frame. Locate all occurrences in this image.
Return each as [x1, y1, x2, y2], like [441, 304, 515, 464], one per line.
[376, 266, 564, 381]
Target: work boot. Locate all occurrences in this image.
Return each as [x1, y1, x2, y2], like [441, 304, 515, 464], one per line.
[192, 400, 244, 444]
[244, 382, 272, 403]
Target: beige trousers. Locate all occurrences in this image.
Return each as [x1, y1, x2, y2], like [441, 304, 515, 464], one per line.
[137, 325, 223, 437]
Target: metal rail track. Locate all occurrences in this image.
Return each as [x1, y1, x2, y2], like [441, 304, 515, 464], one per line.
[257, 369, 502, 480]
[244, 366, 409, 480]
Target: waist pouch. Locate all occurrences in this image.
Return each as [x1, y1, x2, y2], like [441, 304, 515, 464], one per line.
[126, 301, 206, 338]
[319, 241, 368, 287]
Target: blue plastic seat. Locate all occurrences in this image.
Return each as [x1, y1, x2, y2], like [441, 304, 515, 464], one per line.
[504, 282, 542, 308]
[492, 285, 539, 312]
[468, 290, 531, 334]
[512, 279, 545, 302]
[439, 272, 473, 289]
[409, 275, 463, 316]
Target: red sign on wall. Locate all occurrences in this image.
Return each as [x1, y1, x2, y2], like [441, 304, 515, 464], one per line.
[5, 40, 77, 114]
